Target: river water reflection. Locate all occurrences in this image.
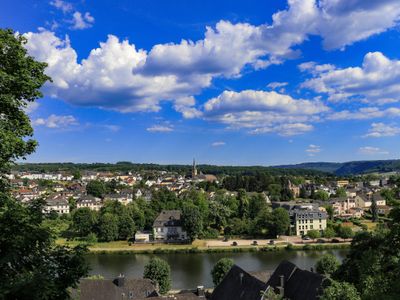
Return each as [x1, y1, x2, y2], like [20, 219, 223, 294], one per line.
[86, 249, 348, 289]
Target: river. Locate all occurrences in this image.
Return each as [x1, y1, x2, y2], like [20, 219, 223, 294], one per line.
[86, 249, 348, 289]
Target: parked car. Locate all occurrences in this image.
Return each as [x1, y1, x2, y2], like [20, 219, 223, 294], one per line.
[302, 236, 311, 240]
[268, 240, 275, 245]
[252, 240, 258, 246]
[316, 239, 325, 243]
[331, 238, 341, 243]
[232, 241, 238, 246]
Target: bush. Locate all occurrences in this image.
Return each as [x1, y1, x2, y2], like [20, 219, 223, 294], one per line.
[285, 243, 294, 251]
[200, 228, 219, 239]
[315, 254, 340, 276]
[85, 233, 98, 245]
[143, 257, 171, 294]
[211, 258, 234, 286]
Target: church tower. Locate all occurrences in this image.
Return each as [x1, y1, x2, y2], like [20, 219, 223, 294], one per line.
[192, 158, 198, 178]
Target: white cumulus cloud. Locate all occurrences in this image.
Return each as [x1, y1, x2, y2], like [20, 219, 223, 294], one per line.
[70, 11, 95, 30]
[306, 144, 322, 156]
[22, 0, 400, 119]
[301, 52, 400, 104]
[359, 146, 389, 155]
[203, 90, 327, 135]
[32, 114, 78, 128]
[50, 0, 72, 13]
[363, 122, 400, 138]
[146, 125, 174, 133]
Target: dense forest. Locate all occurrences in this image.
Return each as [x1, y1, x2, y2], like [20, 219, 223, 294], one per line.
[275, 159, 400, 175]
[14, 159, 400, 176]
[14, 162, 328, 177]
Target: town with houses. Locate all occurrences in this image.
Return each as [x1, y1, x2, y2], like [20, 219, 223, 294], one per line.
[6, 161, 399, 299]
[8, 160, 396, 241]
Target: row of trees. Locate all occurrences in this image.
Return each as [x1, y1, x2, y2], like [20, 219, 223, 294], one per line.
[68, 187, 292, 242]
[71, 200, 146, 242]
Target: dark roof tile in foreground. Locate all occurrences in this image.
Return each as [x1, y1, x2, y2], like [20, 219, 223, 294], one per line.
[266, 260, 326, 300]
[210, 264, 267, 300]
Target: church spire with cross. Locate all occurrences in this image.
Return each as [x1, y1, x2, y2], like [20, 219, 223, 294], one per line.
[192, 158, 198, 178]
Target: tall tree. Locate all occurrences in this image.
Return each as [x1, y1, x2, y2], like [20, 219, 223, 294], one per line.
[270, 207, 290, 237]
[97, 213, 119, 242]
[143, 257, 171, 294]
[86, 180, 107, 198]
[71, 207, 98, 237]
[0, 29, 88, 299]
[316, 254, 340, 276]
[0, 29, 49, 178]
[237, 188, 249, 218]
[182, 204, 203, 242]
[371, 196, 378, 222]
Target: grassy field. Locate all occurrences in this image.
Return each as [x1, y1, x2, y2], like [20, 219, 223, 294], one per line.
[359, 220, 378, 230]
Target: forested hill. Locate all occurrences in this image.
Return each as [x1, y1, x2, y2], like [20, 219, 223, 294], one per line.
[14, 159, 400, 176]
[275, 159, 400, 175]
[14, 162, 327, 177]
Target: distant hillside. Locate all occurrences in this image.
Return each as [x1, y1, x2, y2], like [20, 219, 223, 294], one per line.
[14, 162, 328, 177]
[275, 159, 400, 175]
[274, 162, 342, 174]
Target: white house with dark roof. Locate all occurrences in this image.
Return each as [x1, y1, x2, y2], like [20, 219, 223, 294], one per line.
[77, 195, 103, 211]
[153, 210, 187, 242]
[104, 193, 132, 205]
[43, 195, 70, 214]
[291, 209, 327, 236]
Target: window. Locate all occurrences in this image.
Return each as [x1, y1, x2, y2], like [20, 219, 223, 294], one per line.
[310, 225, 313, 229]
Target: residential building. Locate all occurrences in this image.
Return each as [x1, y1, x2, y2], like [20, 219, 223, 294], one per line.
[371, 193, 386, 206]
[377, 205, 392, 216]
[77, 195, 103, 211]
[355, 194, 372, 208]
[355, 193, 386, 209]
[288, 180, 300, 198]
[104, 193, 132, 205]
[292, 209, 327, 236]
[153, 210, 187, 242]
[43, 195, 70, 214]
[330, 197, 357, 217]
[336, 180, 349, 187]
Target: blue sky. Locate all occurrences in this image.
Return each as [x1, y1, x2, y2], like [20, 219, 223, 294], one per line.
[2, 0, 400, 165]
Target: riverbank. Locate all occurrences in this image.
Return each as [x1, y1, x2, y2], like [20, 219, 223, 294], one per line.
[56, 238, 351, 254]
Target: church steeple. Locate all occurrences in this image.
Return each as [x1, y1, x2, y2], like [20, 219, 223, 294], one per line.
[192, 158, 197, 177]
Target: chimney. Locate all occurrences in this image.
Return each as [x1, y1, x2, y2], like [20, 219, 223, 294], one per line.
[278, 275, 285, 296]
[196, 285, 205, 297]
[239, 273, 244, 285]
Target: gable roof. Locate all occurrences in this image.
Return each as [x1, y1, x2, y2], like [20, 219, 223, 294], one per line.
[210, 265, 267, 300]
[266, 261, 325, 300]
[153, 210, 182, 227]
[79, 277, 158, 300]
